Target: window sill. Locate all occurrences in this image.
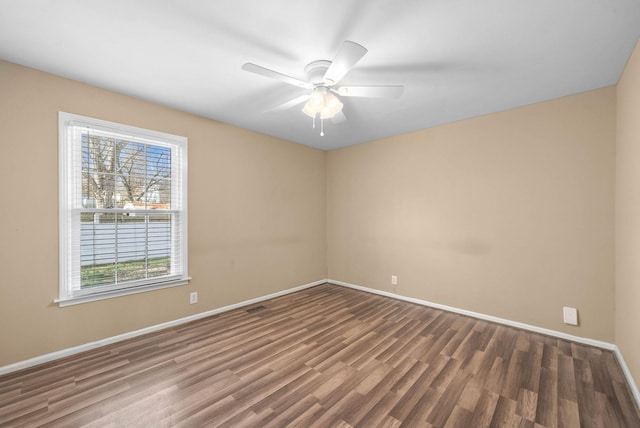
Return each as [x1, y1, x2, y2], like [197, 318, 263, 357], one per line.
[55, 277, 192, 307]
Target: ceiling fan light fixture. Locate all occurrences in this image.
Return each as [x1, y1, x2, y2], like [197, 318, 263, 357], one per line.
[320, 96, 343, 120]
[309, 87, 326, 106]
[302, 102, 317, 118]
[302, 87, 343, 120]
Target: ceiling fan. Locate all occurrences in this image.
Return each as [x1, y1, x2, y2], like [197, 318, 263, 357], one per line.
[241, 41, 404, 136]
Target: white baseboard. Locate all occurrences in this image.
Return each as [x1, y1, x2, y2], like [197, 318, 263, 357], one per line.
[613, 346, 640, 408]
[0, 279, 327, 377]
[328, 278, 640, 408]
[328, 279, 615, 349]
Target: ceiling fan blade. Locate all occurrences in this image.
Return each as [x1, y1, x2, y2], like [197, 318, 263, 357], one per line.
[323, 41, 368, 85]
[267, 94, 310, 112]
[242, 63, 313, 89]
[337, 85, 404, 98]
[331, 110, 347, 124]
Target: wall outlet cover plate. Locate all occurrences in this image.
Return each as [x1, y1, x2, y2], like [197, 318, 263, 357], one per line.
[563, 306, 578, 325]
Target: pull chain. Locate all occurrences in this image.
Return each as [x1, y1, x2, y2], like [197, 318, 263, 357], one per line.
[310, 115, 326, 137]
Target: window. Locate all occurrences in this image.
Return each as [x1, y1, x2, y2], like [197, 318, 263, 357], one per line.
[58, 112, 188, 306]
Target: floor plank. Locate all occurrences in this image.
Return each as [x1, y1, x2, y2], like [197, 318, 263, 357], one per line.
[0, 283, 638, 427]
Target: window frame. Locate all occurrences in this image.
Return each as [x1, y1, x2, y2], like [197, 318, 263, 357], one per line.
[57, 112, 189, 306]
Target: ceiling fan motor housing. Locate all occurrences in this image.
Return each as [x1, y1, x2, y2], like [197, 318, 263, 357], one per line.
[305, 60, 332, 85]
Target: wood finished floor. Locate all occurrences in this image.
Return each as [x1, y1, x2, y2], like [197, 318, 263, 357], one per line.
[1, 284, 639, 427]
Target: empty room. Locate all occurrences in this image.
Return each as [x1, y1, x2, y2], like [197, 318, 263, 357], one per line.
[1, 1, 640, 427]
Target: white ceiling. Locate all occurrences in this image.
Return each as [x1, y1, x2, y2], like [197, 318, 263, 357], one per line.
[1, 1, 639, 150]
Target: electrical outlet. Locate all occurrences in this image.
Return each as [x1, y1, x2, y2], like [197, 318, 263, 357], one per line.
[563, 306, 578, 325]
[190, 292, 198, 305]
[391, 275, 397, 286]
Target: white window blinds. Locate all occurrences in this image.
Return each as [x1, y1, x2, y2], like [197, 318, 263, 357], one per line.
[58, 112, 188, 305]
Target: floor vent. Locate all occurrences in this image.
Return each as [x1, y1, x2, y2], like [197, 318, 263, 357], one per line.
[246, 305, 266, 313]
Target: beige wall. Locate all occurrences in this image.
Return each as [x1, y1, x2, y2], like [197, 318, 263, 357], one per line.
[0, 54, 632, 371]
[327, 87, 616, 342]
[616, 40, 640, 386]
[0, 60, 327, 367]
